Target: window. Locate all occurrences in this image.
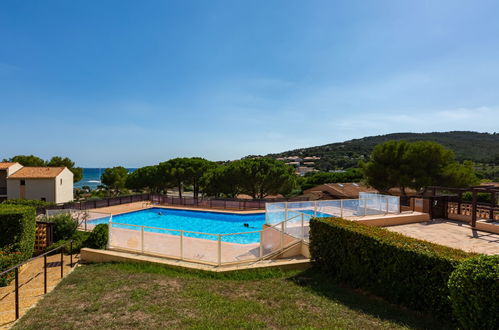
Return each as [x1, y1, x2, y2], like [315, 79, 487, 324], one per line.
[41, 198, 46, 202]
[60, 178, 63, 185]
[20, 180, 25, 186]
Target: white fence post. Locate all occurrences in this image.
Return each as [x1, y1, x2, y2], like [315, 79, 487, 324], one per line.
[314, 201, 317, 217]
[364, 199, 367, 216]
[340, 199, 343, 218]
[217, 234, 222, 266]
[301, 213, 305, 240]
[180, 231, 184, 260]
[141, 226, 144, 254]
[385, 198, 389, 215]
[280, 222, 284, 250]
[107, 215, 113, 250]
[259, 231, 263, 259]
[285, 202, 288, 222]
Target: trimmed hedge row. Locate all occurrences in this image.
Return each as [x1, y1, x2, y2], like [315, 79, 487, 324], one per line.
[0, 204, 36, 286]
[448, 255, 498, 329]
[309, 217, 474, 318]
[0, 204, 36, 261]
[2, 199, 55, 209]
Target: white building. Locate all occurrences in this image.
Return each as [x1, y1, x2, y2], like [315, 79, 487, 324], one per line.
[0, 162, 74, 203]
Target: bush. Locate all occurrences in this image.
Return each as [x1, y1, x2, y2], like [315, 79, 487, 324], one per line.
[309, 217, 474, 318]
[0, 246, 23, 286]
[448, 255, 499, 329]
[2, 199, 55, 209]
[0, 205, 36, 286]
[0, 204, 36, 261]
[49, 214, 78, 241]
[46, 231, 91, 253]
[85, 224, 108, 249]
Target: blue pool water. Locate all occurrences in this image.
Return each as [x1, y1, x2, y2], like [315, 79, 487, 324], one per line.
[89, 208, 266, 244]
[299, 210, 335, 217]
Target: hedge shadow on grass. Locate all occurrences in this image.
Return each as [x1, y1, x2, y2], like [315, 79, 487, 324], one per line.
[288, 268, 454, 330]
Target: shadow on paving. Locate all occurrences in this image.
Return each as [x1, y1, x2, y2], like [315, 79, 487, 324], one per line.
[288, 268, 455, 330]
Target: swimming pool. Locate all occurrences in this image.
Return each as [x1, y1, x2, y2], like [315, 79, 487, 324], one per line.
[90, 208, 266, 244]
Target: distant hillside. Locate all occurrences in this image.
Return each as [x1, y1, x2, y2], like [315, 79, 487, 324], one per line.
[268, 131, 499, 171]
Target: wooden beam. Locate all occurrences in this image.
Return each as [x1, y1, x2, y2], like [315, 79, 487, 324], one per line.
[471, 190, 477, 227]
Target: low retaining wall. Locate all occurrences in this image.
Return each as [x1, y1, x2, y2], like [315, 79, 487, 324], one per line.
[80, 248, 310, 272]
[356, 212, 430, 227]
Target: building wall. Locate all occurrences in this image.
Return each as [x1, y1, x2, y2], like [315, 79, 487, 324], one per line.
[8, 179, 56, 202]
[55, 168, 74, 203]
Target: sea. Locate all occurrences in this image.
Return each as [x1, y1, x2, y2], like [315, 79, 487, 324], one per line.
[75, 168, 136, 190]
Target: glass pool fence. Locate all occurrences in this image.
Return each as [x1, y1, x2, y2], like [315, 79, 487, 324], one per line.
[265, 193, 400, 225]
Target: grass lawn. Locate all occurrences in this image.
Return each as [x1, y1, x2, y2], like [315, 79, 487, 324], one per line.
[14, 263, 452, 329]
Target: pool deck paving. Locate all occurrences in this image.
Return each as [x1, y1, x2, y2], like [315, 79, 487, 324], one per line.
[88, 201, 264, 216]
[0, 253, 79, 329]
[387, 219, 499, 255]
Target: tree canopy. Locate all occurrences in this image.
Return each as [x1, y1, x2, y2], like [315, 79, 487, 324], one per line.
[222, 158, 297, 199]
[125, 166, 162, 192]
[361, 140, 479, 194]
[4, 155, 83, 182]
[101, 166, 129, 192]
[6, 155, 45, 166]
[157, 158, 216, 199]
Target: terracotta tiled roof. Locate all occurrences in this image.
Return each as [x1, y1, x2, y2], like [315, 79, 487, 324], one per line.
[8, 167, 66, 179]
[0, 162, 19, 170]
[304, 183, 378, 199]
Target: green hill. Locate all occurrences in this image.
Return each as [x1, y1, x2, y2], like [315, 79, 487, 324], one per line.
[268, 131, 499, 171]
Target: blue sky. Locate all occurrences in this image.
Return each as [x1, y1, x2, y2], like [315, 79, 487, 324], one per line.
[1, 0, 498, 167]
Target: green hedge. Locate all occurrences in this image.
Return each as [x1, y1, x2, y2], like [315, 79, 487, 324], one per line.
[309, 217, 474, 318]
[0, 204, 36, 286]
[0, 204, 36, 261]
[2, 199, 55, 209]
[448, 255, 499, 329]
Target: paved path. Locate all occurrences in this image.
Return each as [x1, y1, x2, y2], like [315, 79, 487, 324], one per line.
[0, 253, 79, 329]
[387, 219, 499, 255]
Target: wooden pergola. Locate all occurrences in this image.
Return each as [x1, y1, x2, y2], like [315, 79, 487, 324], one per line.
[428, 185, 499, 227]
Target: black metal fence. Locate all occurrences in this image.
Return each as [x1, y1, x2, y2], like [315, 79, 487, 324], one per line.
[0, 241, 75, 321]
[39, 193, 311, 214]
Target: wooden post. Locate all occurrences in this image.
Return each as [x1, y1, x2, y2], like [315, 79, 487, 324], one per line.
[457, 191, 462, 215]
[490, 192, 496, 220]
[471, 190, 477, 227]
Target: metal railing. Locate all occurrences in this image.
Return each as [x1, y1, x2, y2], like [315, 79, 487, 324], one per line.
[108, 214, 307, 267]
[0, 241, 76, 321]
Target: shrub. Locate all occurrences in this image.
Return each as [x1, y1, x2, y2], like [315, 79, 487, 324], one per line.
[309, 217, 474, 318]
[0, 204, 36, 261]
[85, 224, 108, 249]
[0, 246, 23, 286]
[448, 255, 499, 329]
[50, 214, 78, 241]
[2, 199, 55, 209]
[0, 205, 36, 286]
